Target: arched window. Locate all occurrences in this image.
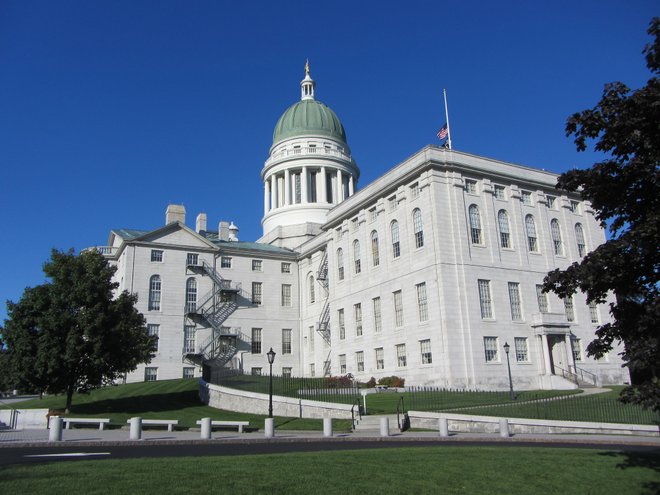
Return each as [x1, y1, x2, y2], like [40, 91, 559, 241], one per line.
[550, 219, 563, 255]
[497, 210, 511, 248]
[149, 275, 161, 311]
[391, 221, 401, 258]
[309, 275, 315, 304]
[185, 277, 197, 313]
[468, 205, 482, 244]
[412, 209, 424, 248]
[337, 248, 344, 280]
[371, 230, 380, 267]
[353, 240, 361, 274]
[525, 215, 538, 252]
[575, 223, 586, 257]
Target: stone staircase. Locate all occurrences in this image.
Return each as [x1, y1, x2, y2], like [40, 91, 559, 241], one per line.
[353, 414, 400, 432]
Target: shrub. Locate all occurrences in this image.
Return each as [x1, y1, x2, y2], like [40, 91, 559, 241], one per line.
[366, 377, 377, 388]
[377, 376, 405, 388]
[324, 375, 354, 388]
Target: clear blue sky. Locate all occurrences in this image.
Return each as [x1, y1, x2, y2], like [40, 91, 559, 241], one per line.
[0, 1, 656, 323]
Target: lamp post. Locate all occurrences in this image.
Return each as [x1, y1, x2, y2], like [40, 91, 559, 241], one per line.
[503, 342, 515, 400]
[266, 347, 276, 418]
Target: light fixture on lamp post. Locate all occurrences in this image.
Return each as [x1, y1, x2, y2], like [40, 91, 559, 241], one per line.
[503, 342, 515, 400]
[266, 347, 276, 418]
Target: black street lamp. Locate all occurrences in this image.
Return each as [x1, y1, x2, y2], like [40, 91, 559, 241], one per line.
[503, 342, 515, 400]
[266, 347, 276, 418]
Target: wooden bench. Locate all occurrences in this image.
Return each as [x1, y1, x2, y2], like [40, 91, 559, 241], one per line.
[196, 420, 250, 433]
[58, 418, 111, 430]
[127, 419, 179, 432]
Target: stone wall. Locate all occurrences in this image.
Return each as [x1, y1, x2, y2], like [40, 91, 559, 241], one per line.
[0, 408, 49, 429]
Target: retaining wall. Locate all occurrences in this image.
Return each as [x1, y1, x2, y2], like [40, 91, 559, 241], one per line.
[0, 409, 49, 429]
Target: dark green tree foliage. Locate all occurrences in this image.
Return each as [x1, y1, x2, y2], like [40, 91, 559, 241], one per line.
[544, 18, 660, 412]
[3, 249, 156, 412]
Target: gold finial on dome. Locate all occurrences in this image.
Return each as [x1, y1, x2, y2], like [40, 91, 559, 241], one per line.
[305, 59, 310, 75]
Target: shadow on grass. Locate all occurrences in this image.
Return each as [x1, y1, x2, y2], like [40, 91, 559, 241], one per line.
[599, 449, 660, 495]
[68, 390, 199, 415]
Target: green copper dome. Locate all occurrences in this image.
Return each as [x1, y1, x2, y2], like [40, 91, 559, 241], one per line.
[272, 99, 347, 145]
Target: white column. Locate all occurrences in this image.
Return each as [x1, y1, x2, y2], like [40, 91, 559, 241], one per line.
[541, 334, 552, 375]
[565, 334, 576, 371]
[270, 176, 276, 210]
[349, 174, 354, 196]
[320, 167, 327, 203]
[284, 169, 291, 206]
[264, 179, 270, 214]
[301, 166, 308, 203]
[335, 170, 341, 203]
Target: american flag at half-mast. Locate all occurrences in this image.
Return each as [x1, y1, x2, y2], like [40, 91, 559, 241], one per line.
[437, 123, 448, 140]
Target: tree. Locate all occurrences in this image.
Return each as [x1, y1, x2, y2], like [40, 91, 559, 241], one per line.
[543, 18, 660, 412]
[2, 249, 156, 412]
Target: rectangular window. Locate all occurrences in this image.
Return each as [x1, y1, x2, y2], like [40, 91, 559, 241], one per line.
[375, 347, 384, 370]
[393, 290, 404, 327]
[536, 285, 549, 313]
[147, 324, 159, 351]
[281, 262, 291, 273]
[570, 200, 580, 214]
[521, 190, 532, 205]
[564, 296, 575, 322]
[252, 260, 262, 271]
[410, 182, 420, 199]
[151, 250, 163, 262]
[339, 354, 347, 374]
[186, 253, 199, 266]
[356, 351, 365, 372]
[494, 185, 506, 200]
[420, 339, 433, 364]
[144, 367, 157, 382]
[514, 337, 529, 362]
[251, 367, 262, 376]
[373, 297, 382, 333]
[282, 328, 292, 354]
[588, 301, 600, 324]
[484, 337, 499, 362]
[396, 344, 407, 367]
[571, 337, 583, 362]
[547, 195, 556, 209]
[354, 303, 363, 336]
[416, 282, 428, 322]
[478, 280, 493, 319]
[388, 195, 397, 211]
[309, 363, 315, 377]
[251, 328, 262, 354]
[220, 256, 232, 268]
[309, 325, 314, 348]
[368, 207, 377, 222]
[281, 284, 292, 307]
[183, 325, 196, 353]
[282, 367, 292, 378]
[465, 179, 477, 194]
[508, 282, 522, 321]
[294, 173, 302, 204]
[252, 282, 262, 305]
[338, 309, 346, 340]
[183, 367, 195, 379]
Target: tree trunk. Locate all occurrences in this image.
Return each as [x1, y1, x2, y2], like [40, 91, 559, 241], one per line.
[65, 385, 74, 414]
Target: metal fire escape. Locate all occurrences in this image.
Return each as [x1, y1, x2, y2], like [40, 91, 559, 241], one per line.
[315, 251, 332, 376]
[183, 260, 242, 368]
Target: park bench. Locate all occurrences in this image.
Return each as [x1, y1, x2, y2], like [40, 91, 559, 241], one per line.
[126, 419, 179, 432]
[196, 420, 250, 433]
[57, 418, 111, 430]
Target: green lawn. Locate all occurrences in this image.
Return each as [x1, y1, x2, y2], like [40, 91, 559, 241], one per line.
[1, 446, 658, 494]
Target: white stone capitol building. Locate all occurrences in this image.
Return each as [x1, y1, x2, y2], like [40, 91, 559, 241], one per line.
[92, 66, 628, 390]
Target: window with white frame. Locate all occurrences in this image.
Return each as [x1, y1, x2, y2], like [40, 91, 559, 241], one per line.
[547, 195, 556, 209]
[369, 207, 377, 222]
[220, 256, 232, 268]
[571, 337, 583, 362]
[375, 347, 384, 370]
[337, 248, 345, 280]
[575, 223, 586, 257]
[251, 328, 262, 354]
[388, 195, 397, 211]
[183, 325, 195, 353]
[465, 179, 478, 194]
[281, 262, 291, 273]
[393, 290, 404, 327]
[147, 324, 159, 351]
[536, 285, 549, 313]
[309, 363, 315, 377]
[371, 231, 380, 266]
[588, 301, 600, 323]
[151, 250, 163, 262]
[186, 253, 199, 266]
[494, 185, 506, 200]
[144, 367, 157, 382]
[416, 282, 428, 322]
[356, 351, 365, 372]
[521, 190, 532, 205]
[354, 303, 363, 336]
[251, 282, 262, 305]
[483, 337, 499, 362]
[185, 278, 197, 313]
[252, 259, 262, 271]
[391, 221, 401, 258]
[339, 354, 347, 374]
[183, 367, 195, 379]
[309, 275, 315, 304]
[410, 182, 420, 199]
[550, 219, 564, 255]
[282, 367, 292, 378]
[525, 215, 538, 252]
[508, 282, 522, 321]
[396, 344, 407, 367]
[353, 240, 361, 274]
[251, 367, 262, 376]
[338, 308, 346, 340]
[468, 205, 482, 244]
[420, 339, 433, 364]
[498, 210, 511, 248]
[412, 208, 424, 248]
[478, 279, 493, 319]
[569, 200, 580, 214]
[564, 296, 575, 322]
[282, 328, 292, 354]
[373, 297, 382, 333]
[148, 275, 161, 311]
[281, 284, 292, 307]
[309, 325, 314, 348]
[514, 337, 529, 362]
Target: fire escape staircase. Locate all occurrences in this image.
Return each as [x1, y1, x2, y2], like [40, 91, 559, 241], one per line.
[315, 251, 331, 375]
[183, 261, 242, 368]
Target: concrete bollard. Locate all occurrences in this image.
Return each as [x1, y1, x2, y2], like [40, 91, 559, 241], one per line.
[265, 417, 275, 438]
[49, 416, 63, 442]
[323, 417, 333, 438]
[499, 418, 510, 438]
[129, 417, 142, 440]
[200, 417, 212, 440]
[438, 417, 449, 437]
[380, 417, 390, 437]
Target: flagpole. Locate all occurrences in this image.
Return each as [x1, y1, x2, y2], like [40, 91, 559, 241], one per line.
[443, 89, 452, 150]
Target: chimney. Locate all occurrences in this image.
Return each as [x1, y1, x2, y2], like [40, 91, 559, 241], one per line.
[218, 221, 229, 242]
[166, 204, 186, 225]
[228, 221, 239, 242]
[196, 213, 207, 233]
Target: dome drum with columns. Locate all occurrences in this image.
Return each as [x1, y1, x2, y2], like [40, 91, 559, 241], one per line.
[260, 64, 359, 249]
